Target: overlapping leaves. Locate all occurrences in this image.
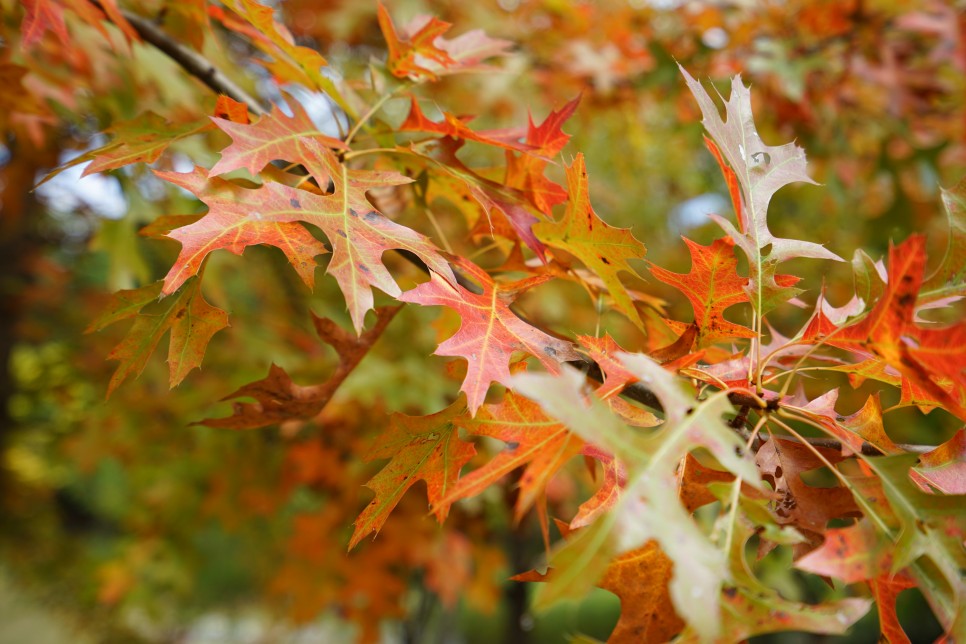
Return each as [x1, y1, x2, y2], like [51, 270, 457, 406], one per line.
[36, 3, 966, 641]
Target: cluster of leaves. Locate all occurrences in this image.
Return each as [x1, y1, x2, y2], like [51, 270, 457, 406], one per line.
[5, 1, 966, 642]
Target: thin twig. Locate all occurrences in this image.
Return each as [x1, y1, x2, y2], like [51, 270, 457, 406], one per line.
[96, 2, 267, 117]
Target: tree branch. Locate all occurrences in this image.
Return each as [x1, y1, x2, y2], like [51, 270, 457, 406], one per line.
[96, 2, 267, 117]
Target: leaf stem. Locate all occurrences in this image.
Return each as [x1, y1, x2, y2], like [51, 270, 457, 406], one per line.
[343, 147, 414, 161]
[95, 2, 267, 117]
[344, 82, 412, 147]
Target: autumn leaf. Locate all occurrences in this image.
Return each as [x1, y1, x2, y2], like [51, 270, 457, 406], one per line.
[570, 445, 626, 529]
[400, 97, 531, 152]
[831, 236, 966, 421]
[158, 139, 454, 332]
[534, 154, 647, 328]
[912, 429, 966, 494]
[677, 453, 759, 514]
[350, 399, 476, 549]
[216, 0, 345, 107]
[411, 137, 547, 257]
[672, 493, 870, 643]
[203, 307, 400, 429]
[87, 279, 228, 396]
[794, 519, 897, 583]
[577, 333, 641, 399]
[598, 542, 684, 643]
[838, 393, 902, 455]
[212, 95, 250, 124]
[432, 390, 583, 522]
[377, 3, 512, 82]
[512, 357, 761, 640]
[755, 437, 859, 536]
[20, 0, 67, 49]
[208, 99, 347, 177]
[649, 236, 755, 347]
[156, 166, 329, 292]
[780, 389, 879, 457]
[860, 456, 966, 637]
[399, 256, 579, 413]
[38, 113, 210, 187]
[872, 575, 916, 644]
[680, 67, 842, 313]
[795, 525, 923, 644]
[505, 96, 581, 214]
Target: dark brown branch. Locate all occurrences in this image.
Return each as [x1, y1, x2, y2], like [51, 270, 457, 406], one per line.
[97, 3, 267, 117]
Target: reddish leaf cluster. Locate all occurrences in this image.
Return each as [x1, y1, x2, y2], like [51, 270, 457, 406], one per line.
[14, 2, 966, 643]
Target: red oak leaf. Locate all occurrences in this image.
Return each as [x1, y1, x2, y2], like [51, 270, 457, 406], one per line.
[505, 96, 581, 214]
[681, 68, 842, 312]
[158, 140, 454, 332]
[755, 437, 859, 535]
[871, 575, 915, 644]
[156, 166, 329, 293]
[86, 279, 228, 396]
[212, 95, 250, 124]
[795, 520, 916, 643]
[21, 0, 68, 49]
[832, 236, 966, 421]
[577, 333, 640, 399]
[795, 520, 897, 583]
[412, 136, 546, 258]
[570, 445, 626, 530]
[598, 542, 684, 643]
[400, 97, 530, 152]
[202, 307, 400, 430]
[649, 236, 755, 347]
[218, 0, 335, 97]
[398, 257, 579, 413]
[912, 430, 966, 494]
[38, 113, 210, 187]
[208, 99, 346, 176]
[350, 399, 476, 549]
[433, 390, 584, 522]
[377, 3, 511, 81]
[534, 154, 647, 328]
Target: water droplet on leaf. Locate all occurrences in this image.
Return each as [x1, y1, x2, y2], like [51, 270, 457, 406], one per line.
[750, 151, 771, 166]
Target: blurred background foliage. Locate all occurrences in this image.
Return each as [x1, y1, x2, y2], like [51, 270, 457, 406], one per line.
[0, 0, 963, 642]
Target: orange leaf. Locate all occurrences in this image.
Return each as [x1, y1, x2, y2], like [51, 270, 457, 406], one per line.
[433, 391, 584, 522]
[598, 542, 684, 643]
[350, 399, 476, 549]
[649, 236, 754, 347]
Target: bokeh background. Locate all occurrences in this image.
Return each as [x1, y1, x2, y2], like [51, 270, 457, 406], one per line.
[1, 0, 963, 642]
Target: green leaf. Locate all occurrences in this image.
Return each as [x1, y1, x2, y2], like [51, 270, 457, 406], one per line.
[350, 398, 476, 550]
[511, 355, 761, 641]
[533, 153, 647, 328]
[920, 175, 966, 306]
[91, 279, 228, 396]
[861, 455, 966, 639]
